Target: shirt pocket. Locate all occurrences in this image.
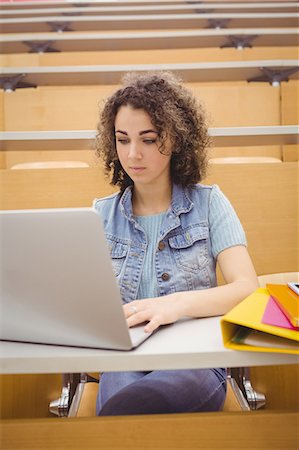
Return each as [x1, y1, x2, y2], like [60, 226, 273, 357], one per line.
[168, 226, 209, 273]
[107, 240, 128, 277]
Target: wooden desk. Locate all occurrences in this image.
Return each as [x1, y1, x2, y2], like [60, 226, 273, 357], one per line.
[1, 316, 298, 375]
[0, 317, 298, 450]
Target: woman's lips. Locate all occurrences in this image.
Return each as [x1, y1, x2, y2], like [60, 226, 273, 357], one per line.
[129, 167, 146, 173]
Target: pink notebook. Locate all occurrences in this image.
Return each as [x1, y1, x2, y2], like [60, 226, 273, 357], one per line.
[262, 296, 299, 331]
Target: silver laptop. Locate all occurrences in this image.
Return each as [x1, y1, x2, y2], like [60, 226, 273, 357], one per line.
[0, 208, 152, 350]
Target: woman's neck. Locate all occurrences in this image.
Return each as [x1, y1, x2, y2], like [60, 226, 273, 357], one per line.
[132, 183, 172, 216]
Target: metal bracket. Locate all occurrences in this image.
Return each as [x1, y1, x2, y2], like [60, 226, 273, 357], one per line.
[23, 40, 60, 54]
[47, 22, 73, 32]
[0, 74, 36, 92]
[48, 386, 70, 417]
[220, 35, 258, 50]
[242, 368, 267, 410]
[49, 373, 99, 417]
[229, 367, 266, 410]
[247, 66, 299, 86]
[49, 373, 81, 417]
[207, 19, 231, 29]
[226, 370, 251, 411]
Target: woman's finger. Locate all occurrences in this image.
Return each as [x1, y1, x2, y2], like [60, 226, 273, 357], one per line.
[123, 302, 139, 318]
[144, 316, 161, 333]
[126, 310, 150, 328]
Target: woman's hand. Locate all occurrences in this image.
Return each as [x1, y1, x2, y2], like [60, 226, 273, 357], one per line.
[123, 295, 182, 333]
[123, 246, 258, 333]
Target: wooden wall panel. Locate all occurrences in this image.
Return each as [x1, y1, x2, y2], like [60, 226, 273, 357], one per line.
[0, 374, 62, 419]
[1, 411, 298, 450]
[3, 82, 280, 131]
[0, 90, 5, 131]
[3, 85, 116, 131]
[0, 166, 115, 210]
[0, 151, 6, 169]
[283, 145, 299, 162]
[250, 365, 299, 411]
[204, 162, 298, 276]
[1, 47, 298, 68]
[191, 82, 280, 127]
[0, 53, 39, 68]
[281, 80, 299, 125]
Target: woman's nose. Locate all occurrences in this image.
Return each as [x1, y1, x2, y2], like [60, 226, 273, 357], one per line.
[128, 142, 142, 159]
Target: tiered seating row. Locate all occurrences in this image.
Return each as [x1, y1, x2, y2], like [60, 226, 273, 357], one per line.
[2, 2, 299, 17]
[1, 60, 298, 87]
[1, 81, 296, 129]
[1, 28, 298, 54]
[1, 12, 299, 33]
[1, 0, 296, 7]
[1, 126, 298, 151]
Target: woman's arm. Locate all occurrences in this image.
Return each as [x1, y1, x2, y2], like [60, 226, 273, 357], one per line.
[124, 245, 258, 333]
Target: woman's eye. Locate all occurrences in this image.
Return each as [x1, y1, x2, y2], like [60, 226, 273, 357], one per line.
[143, 139, 156, 145]
[117, 139, 129, 144]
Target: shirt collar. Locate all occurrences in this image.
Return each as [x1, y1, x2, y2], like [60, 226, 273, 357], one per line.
[170, 184, 194, 216]
[119, 183, 194, 220]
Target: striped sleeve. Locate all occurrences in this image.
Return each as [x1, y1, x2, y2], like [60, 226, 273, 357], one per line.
[208, 184, 247, 258]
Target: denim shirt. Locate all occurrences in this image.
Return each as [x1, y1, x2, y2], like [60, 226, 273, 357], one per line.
[93, 183, 226, 303]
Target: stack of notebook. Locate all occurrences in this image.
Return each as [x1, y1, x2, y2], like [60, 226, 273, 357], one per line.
[221, 283, 299, 354]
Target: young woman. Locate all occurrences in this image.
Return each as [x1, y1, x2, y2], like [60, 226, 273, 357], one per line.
[94, 71, 258, 416]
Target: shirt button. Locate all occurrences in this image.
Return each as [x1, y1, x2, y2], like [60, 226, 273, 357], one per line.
[158, 241, 165, 251]
[162, 272, 170, 281]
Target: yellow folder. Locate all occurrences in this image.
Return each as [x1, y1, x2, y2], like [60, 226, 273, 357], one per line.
[221, 288, 299, 355]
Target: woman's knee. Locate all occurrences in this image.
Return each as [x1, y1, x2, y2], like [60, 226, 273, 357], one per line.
[98, 368, 227, 416]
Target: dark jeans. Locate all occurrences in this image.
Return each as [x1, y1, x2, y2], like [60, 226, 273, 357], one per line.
[96, 368, 227, 416]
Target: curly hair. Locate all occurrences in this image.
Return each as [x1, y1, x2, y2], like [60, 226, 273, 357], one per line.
[95, 71, 210, 191]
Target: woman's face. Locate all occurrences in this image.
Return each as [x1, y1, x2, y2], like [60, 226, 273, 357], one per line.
[114, 105, 172, 189]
